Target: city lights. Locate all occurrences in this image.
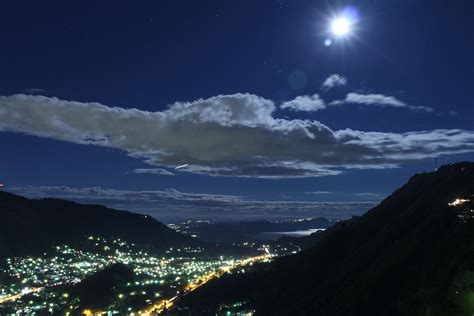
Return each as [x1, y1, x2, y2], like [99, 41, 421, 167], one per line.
[0, 235, 277, 315]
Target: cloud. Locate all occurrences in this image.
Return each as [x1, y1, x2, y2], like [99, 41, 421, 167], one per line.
[280, 94, 326, 112]
[305, 191, 386, 201]
[321, 74, 347, 91]
[24, 88, 46, 94]
[7, 186, 377, 222]
[305, 191, 332, 195]
[331, 93, 433, 112]
[132, 168, 175, 176]
[0, 94, 473, 178]
[178, 161, 342, 178]
[352, 192, 384, 198]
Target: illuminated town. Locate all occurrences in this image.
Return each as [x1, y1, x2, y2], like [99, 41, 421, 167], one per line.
[0, 235, 275, 315]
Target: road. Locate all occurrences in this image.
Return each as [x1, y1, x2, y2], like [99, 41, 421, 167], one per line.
[0, 287, 44, 304]
[141, 251, 272, 315]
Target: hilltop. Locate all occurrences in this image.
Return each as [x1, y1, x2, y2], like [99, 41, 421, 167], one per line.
[0, 191, 200, 258]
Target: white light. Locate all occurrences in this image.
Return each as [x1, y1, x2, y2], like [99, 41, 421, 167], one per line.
[174, 164, 189, 170]
[449, 198, 470, 206]
[331, 17, 351, 36]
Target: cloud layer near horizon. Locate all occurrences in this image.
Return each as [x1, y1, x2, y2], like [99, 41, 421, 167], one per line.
[0, 93, 473, 177]
[6, 186, 377, 222]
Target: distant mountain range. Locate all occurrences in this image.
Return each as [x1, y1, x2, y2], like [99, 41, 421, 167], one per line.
[178, 162, 474, 316]
[173, 217, 334, 243]
[0, 191, 199, 258]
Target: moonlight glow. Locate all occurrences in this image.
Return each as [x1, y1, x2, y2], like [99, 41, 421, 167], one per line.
[331, 17, 351, 36]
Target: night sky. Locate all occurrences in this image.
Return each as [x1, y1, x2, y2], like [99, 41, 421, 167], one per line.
[1, 0, 473, 221]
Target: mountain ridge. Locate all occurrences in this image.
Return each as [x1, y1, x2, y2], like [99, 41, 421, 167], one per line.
[179, 162, 474, 315]
[0, 190, 199, 258]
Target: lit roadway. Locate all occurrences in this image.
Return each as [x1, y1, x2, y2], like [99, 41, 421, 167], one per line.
[141, 250, 272, 315]
[0, 280, 78, 305]
[0, 287, 44, 304]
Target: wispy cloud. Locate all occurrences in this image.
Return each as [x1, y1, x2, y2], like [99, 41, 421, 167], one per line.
[305, 191, 386, 201]
[132, 168, 175, 176]
[280, 94, 326, 112]
[0, 94, 471, 178]
[23, 88, 46, 94]
[321, 74, 347, 91]
[305, 191, 332, 195]
[330, 92, 433, 112]
[7, 186, 377, 222]
[352, 192, 385, 199]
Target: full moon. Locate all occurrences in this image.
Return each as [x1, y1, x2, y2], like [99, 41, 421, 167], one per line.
[331, 17, 351, 36]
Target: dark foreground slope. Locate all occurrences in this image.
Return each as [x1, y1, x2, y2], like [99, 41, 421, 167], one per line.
[0, 191, 199, 258]
[62, 263, 135, 311]
[180, 162, 474, 316]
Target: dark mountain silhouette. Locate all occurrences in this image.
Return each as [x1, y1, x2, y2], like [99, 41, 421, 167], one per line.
[179, 162, 474, 316]
[0, 191, 199, 258]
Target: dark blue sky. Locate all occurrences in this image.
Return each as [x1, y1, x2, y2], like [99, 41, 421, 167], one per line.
[1, 0, 473, 220]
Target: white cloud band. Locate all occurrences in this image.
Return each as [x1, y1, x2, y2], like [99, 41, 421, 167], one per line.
[0, 94, 472, 177]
